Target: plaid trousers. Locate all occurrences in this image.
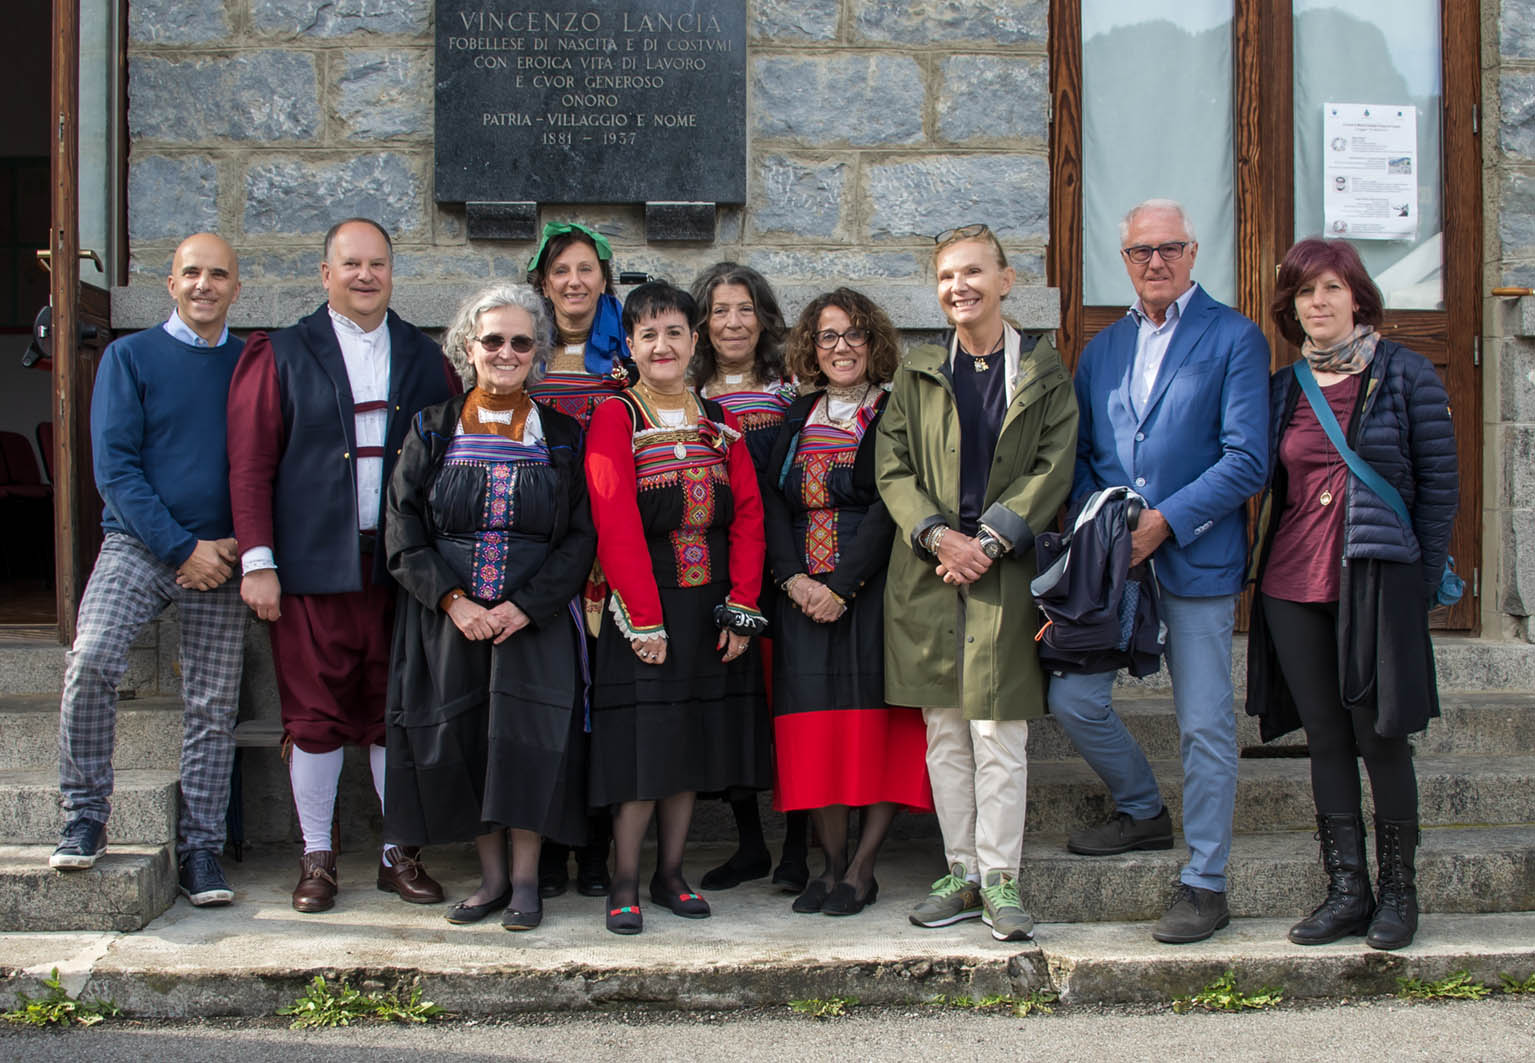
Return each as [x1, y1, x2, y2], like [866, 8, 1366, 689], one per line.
[58, 531, 247, 853]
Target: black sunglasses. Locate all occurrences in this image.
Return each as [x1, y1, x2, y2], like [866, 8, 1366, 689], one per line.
[473, 333, 536, 354]
[935, 223, 990, 245]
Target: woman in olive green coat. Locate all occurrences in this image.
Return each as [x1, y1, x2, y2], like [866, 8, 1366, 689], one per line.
[874, 223, 1077, 942]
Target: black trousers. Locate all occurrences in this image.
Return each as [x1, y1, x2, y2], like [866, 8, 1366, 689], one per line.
[1260, 594, 1417, 820]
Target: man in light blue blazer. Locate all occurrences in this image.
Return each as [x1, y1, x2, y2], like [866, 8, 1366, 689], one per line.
[1048, 198, 1270, 944]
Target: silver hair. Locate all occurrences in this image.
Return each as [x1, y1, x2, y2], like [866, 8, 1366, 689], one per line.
[443, 283, 552, 388]
[1118, 198, 1197, 245]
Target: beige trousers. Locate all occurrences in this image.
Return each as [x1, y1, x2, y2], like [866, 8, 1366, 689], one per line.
[921, 705, 1030, 878]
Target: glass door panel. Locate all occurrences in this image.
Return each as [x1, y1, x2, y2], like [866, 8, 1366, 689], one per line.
[1292, 0, 1443, 309]
[1082, 0, 1235, 307]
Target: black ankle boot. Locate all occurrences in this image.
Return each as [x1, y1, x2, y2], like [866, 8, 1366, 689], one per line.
[771, 810, 811, 892]
[1289, 812, 1375, 945]
[1366, 817, 1419, 950]
[576, 813, 612, 896]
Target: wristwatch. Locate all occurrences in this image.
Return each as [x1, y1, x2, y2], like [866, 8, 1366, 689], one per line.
[975, 527, 1006, 560]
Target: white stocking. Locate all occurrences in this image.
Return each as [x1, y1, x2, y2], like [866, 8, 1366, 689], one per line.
[289, 747, 344, 854]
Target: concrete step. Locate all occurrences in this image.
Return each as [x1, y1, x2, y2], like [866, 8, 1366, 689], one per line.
[0, 843, 175, 932]
[1024, 692, 1535, 760]
[0, 633, 160, 697]
[1016, 754, 1535, 836]
[0, 694, 187, 771]
[0, 769, 178, 845]
[1014, 825, 1535, 922]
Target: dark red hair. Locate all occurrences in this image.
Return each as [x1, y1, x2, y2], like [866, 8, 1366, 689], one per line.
[1270, 237, 1384, 346]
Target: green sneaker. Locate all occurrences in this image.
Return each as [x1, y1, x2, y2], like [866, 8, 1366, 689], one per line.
[980, 870, 1034, 941]
[908, 863, 983, 927]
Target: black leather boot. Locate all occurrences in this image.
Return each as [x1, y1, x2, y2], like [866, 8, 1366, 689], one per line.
[1289, 813, 1375, 945]
[1366, 817, 1420, 950]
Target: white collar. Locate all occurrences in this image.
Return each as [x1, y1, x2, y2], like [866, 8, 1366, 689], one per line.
[164, 308, 228, 348]
[328, 306, 388, 340]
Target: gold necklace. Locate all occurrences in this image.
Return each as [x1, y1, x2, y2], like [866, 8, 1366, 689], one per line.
[960, 330, 1004, 372]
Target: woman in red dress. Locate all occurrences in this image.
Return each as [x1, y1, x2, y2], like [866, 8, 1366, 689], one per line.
[765, 288, 933, 916]
[584, 281, 771, 934]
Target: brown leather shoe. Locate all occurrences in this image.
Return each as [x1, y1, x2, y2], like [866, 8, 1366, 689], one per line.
[292, 850, 338, 913]
[377, 845, 444, 904]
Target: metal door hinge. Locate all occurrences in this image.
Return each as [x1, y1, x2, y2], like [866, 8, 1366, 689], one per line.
[1472, 336, 1480, 366]
[1474, 567, 1481, 598]
[1473, 104, 1480, 135]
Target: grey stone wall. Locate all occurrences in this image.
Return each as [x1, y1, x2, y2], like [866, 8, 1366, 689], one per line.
[121, 0, 1054, 331]
[1490, 0, 1535, 640]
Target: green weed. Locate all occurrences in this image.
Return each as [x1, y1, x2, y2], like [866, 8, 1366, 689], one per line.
[1498, 972, 1535, 995]
[1172, 970, 1284, 1014]
[276, 975, 446, 1029]
[788, 996, 856, 1019]
[1397, 970, 1491, 1001]
[928, 989, 1059, 1016]
[2, 968, 121, 1028]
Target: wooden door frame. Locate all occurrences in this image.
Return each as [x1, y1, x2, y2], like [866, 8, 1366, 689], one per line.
[1048, 0, 1482, 632]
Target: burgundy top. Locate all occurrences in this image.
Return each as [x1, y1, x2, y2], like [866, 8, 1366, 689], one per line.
[1262, 373, 1362, 604]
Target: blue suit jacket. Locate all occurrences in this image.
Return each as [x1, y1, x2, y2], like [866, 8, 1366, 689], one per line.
[1072, 284, 1270, 597]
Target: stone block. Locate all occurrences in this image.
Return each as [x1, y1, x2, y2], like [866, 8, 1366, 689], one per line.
[1502, 0, 1535, 59]
[227, 248, 320, 281]
[752, 55, 924, 146]
[392, 248, 526, 280]
[0, 695, 188, 772]
[1498, 170, 1535, 255]
[749, 156, 848, 238]
[1501, 72, 1535, 159]
[129, 154, 222, 255]
[1498, 337, 1535, 421]
[866, 154, 1049, 241]
[242, 154, 425, 237]
[129, 53, 320, 143]
[1503, 509, 1535, 617]
[251, 0, 429, 37]
[1503, 423, 1535, 507]
[464, 202, 538, 242]
[335, 50, 432, 141]
[744, 248, 925, 282]
[129, 0, 229, 43]
[937, 55, 1047, 143]
[854, 0, 1046, 45]
[750, 0, 839, 41]
[0, 844, 175, 932]
[0, 770, 178, 845]
[645, 203, 717, 242]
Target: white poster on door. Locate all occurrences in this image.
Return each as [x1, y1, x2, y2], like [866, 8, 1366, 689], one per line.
[1322, 103, 1418, 241]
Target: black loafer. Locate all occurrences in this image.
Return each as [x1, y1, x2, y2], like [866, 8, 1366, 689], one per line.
[445, 887, 512, 925]
[771, 853, 810, 893]
[791, 880, 829, 914]
[822, 879, 878, 916]
[649, 882, 711, 918]
[606, 901, 643, 935]
[699, 852, 771, 891]
[501, 903, 543, 931]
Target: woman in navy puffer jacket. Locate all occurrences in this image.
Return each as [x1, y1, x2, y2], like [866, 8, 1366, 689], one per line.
[1246, 237, 1457, 953]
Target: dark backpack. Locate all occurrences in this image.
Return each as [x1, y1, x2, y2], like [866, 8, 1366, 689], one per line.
[1030, 486, 1166, 677]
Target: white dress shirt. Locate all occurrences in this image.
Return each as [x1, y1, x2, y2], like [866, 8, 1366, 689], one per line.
[163, 308, 229, 348]
[1127, 282, 1198, 416]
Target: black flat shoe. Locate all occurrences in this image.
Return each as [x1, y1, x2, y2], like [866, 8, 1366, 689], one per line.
[445, 887, 512, 925]
[501, 903, 543, 931]
[649, 880, 711, 918]
[771, 853, 810, 893]
[822, 879, 878, 916]
[699, 851, 771, 891]
[606, 901, 643, 935]
[791, 880, 829, 914]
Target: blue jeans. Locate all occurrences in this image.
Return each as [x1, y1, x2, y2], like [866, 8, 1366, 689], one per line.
[1046, 589, 1238, 892]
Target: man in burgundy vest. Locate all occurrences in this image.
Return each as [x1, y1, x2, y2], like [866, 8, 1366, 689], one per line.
[227, 218, 456, 912]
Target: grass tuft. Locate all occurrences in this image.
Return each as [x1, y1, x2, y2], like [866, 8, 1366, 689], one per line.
[788, 996, 856, 1019]
[2, 968, 121, 1028]
[1397, 970, 1491, 1001]
[276, 975, 447, 1029]
[1172, 970, 1284, 1014]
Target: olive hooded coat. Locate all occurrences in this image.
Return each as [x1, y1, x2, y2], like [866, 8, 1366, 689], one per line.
[875, 328, 1079, 721]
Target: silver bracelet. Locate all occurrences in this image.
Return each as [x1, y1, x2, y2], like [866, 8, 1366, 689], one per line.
[928, 525, 948, 554]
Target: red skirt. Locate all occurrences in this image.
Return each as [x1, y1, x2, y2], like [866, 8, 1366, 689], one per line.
[773, 706, 933, 812]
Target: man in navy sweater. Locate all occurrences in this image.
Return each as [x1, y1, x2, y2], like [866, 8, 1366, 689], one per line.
[52, 233, 248, 909]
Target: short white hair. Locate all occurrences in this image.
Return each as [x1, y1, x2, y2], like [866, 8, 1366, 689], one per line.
[1119, 198, 1197, 245]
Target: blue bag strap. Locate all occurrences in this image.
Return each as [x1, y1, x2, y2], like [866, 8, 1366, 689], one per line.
[1293, 361, 1411, 526]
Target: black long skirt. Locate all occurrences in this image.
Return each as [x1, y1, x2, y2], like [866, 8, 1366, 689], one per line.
[588, 582, 771, 806]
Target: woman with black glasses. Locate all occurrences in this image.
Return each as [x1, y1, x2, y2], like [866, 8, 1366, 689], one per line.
[384, 283, 596, 932]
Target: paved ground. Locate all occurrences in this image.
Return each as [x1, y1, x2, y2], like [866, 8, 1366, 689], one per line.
[4, 842, 1535, 1020]
[3, 999, 1534, 1062]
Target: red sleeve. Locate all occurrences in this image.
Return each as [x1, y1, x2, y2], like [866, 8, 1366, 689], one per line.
[584, 399, 665, 636]
[722, 408, 765, 611]
[226, 332, 284, 555]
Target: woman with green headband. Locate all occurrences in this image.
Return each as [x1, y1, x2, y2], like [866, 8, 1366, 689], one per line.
[526, 220, 632, 902]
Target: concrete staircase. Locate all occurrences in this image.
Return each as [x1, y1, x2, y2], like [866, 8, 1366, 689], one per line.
[0, 630, 180, 932]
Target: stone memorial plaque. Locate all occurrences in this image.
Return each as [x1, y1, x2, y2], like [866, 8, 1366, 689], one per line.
[435, 1, 746, 207]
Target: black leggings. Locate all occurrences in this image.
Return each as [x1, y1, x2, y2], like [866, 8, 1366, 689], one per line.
[1260, 594, 1417, 821]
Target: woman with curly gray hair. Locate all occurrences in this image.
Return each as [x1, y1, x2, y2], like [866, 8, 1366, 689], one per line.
[384, 283, 597, 932]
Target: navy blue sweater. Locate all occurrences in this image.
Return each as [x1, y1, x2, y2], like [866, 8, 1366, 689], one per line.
[91, 325, 244, 566]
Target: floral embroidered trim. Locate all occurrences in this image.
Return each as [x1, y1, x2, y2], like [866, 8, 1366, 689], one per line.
[608, 592, 667, 640]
